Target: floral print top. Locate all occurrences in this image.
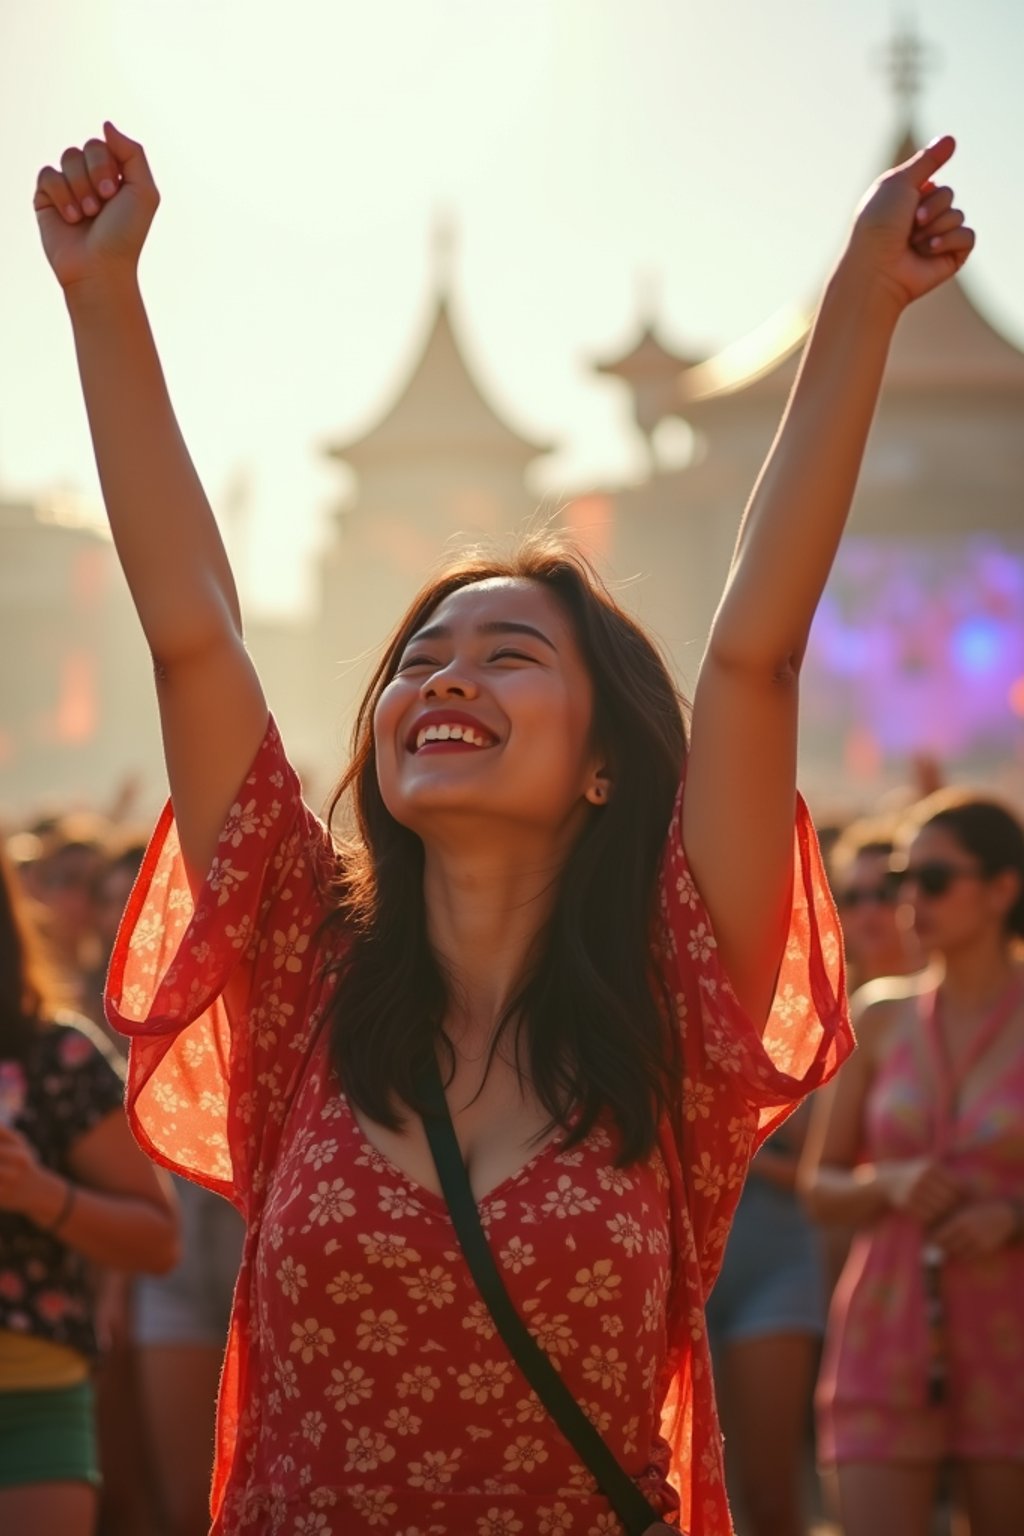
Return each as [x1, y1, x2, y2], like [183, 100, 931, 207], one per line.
[107, 717, 850, 1535]
[0, 1020, 125, 1360]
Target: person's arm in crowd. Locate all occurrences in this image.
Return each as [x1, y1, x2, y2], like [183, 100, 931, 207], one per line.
[0, 1110, 179, 1272]
[798, 998, 961, 1227]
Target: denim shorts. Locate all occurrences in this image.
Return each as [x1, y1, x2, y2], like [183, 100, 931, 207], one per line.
[706, 1175, 826, 1347]
[134, 1176, 244, 1347]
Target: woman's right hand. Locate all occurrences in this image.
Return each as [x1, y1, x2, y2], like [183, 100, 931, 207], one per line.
[33, 122, 159, 293]
[878, 1156, 960, 1226]
[0, 1123, 51, 1217]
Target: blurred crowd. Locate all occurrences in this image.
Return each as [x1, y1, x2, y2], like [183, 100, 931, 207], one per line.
[1, 758, 1022, 1536]
[1, 807, 242, 1536]
[707, 764, 1024, 1536]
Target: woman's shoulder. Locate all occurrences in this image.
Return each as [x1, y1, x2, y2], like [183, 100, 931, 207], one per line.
[850, 968, 937, 1065]
[32, 1012, 126, 1080]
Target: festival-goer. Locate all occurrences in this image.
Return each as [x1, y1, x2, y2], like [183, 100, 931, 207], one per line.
[0, 843, 179, 1536]
[830, 814, 925, 992]
[33, 119, 971, 1533]
[706, 1101, 824, 1536]
[11, 827, 163, 1536]
[83, 835, 180, 1536]
[27, 818, 108, 1013]
[82, 838, 148, 1047]
[133, 1173, 243, 1536]
[84, 839, 245, 1536]
[803, 789, 1024, 1536]
[824, 812, 929, 1307]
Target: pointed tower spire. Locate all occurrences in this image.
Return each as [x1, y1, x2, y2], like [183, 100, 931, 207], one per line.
[324, 218, 550, 475]
[592, 277, 700, 460]
[634, 268, 663, 334]
[875, 6, 939, 146]
[431, 205, 458, 300]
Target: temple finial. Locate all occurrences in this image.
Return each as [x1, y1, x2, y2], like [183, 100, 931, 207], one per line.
[634, 269, 663, 333]
[875, 6, 939, 131]
[431, 207, 458, 299]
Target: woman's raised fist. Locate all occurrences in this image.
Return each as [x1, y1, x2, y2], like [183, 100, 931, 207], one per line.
[33, 122, 159, 292]
[843, 135, 975, 311]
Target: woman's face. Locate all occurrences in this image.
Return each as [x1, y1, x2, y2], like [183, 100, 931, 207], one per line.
[93, 863, 137, 949]
[37, 844, 103, 944]
[373, 578, 605, 847]
[835, 849, 904, 971]
[900, 823, 1000, 954]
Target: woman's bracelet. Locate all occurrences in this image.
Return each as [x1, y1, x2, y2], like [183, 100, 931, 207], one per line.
[43, 1178, 76, 1234]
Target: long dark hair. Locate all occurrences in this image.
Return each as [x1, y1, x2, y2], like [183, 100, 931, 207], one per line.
[0, 844, 58, 1060]
[320, 535, 689, 1165]
[912, 790, 1024, 939]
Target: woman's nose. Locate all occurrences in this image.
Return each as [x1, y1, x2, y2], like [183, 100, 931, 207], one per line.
[421, 664, 478, 700]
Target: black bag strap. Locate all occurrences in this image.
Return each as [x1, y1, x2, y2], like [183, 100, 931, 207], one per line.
[415, 1057, 671, 1536]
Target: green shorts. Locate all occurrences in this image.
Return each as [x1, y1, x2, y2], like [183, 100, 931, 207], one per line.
[0, 1380, 100, 1488]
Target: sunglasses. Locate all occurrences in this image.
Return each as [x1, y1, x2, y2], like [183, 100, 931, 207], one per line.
[837, 880, 899, 911]
[895, 860, 984, 898]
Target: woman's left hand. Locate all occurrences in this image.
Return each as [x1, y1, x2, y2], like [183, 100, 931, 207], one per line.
[932, 1198, 1019, 1260]
[843, 135, 975, 311]
[0, 1123, 48, 1215]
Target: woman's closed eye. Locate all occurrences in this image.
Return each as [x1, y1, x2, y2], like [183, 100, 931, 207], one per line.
[488, 648, 536, 663]
[396, 654, 440, 671]
[395, 647, 538, 672]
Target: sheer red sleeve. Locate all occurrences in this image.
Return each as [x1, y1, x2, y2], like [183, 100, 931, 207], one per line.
[105, 716, 343, 1213]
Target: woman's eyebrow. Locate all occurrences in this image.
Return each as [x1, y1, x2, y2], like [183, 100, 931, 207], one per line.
[406, 620, 557, 652]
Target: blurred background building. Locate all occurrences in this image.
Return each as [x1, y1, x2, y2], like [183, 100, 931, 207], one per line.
[2, 26, 1023, 823]
[584, 124, 1024, 809]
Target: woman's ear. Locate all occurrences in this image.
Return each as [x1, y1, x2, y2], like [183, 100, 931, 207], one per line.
[585, 771, 612, 807]
[990, 866, 1022, 929]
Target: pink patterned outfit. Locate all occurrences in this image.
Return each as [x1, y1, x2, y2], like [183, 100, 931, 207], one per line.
[816, 989, 1024, 1464]
[107, 717, 850, 1535]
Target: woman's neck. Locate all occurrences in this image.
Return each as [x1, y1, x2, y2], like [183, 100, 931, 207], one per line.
[422, 836, 566, 1044]
[937, 935, 1019, 1020]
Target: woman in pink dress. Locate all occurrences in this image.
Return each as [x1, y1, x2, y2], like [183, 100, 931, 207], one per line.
[803, 790, 1024, 1536]
[32, 119, 972, 1534]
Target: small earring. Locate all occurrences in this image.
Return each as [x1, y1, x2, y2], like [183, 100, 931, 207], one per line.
[592, 785, 605, 801]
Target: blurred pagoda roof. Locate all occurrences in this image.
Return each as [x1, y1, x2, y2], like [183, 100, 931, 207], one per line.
[325, 284, 551, 472]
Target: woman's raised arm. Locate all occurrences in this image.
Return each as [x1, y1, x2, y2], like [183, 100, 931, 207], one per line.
[34, 123, 268, 886]
[683, 136, 974, 1028]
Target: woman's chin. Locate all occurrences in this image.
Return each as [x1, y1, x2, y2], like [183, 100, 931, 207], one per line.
[383, 782, 496, 832]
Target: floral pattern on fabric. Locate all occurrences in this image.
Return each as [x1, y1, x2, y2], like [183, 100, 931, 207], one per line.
[107, 716, 851, 1535]
[0, 1020, 126, 1358]
[816, 1015, 1024, 1464]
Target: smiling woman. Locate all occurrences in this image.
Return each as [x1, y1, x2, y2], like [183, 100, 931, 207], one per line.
[34, 118, 978, 1534]
[326, 555, 686, 1175]
[376, 581, 601, 833]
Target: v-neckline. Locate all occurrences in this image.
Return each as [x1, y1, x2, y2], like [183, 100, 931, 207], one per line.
[920, 974, 1024, 1149]
[342, 1092, 576, 1216]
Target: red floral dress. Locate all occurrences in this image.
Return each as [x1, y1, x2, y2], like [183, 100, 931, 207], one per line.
[106, 717, 850, 1536]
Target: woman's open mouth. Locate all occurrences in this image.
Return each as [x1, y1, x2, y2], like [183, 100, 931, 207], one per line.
[413, 721, 496, 752]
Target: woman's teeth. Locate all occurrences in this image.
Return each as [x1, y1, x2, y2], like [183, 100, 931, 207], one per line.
[415, 723, 491, 750]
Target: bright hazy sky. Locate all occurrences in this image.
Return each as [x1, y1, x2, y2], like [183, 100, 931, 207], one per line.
[3, 0, 1022, 615]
